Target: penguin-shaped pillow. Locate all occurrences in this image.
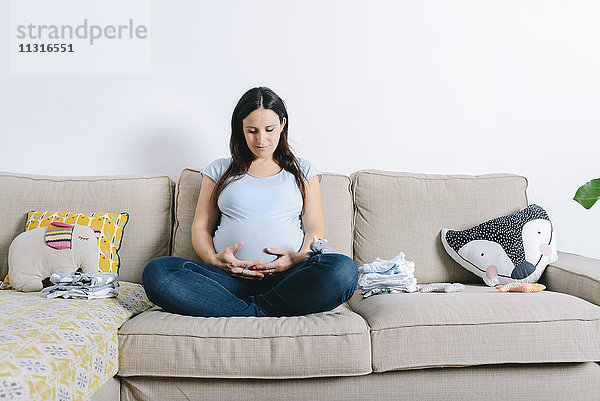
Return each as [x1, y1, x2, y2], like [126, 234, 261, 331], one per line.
[441, 204, 558, 286]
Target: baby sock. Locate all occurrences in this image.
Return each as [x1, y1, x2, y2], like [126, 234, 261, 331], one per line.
[419, 283, 465, 293]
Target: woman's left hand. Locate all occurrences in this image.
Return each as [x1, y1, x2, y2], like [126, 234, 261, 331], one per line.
[253, 248, 307, 276]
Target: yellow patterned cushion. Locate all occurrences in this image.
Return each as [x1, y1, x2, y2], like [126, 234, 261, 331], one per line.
[1, 211, 128, 289]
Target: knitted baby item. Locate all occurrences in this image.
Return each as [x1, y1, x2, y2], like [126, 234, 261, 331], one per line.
[305, 236, 336, 259]
[45, 222, 75, 249]
[495, 283, 546, 292]
[419, 283, 465, 293]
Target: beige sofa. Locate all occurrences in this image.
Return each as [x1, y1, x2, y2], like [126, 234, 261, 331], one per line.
[1, 169, 599, 401]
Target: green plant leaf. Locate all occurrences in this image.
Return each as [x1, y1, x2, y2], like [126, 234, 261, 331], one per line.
[573, 178, 600, 209]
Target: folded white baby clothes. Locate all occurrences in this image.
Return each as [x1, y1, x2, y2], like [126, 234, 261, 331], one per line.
[361, 287, 407, 298]
[358, 273, 417, 291]
[42, 271, 119, 299]
[44, 286, 118, 299]
[47, 271, 118, 287]
[358, 252, 418, 297]
[358, 252, 415, 275]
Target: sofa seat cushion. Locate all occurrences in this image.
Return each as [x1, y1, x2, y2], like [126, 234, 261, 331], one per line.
[348, 284, 600, 372]
[118, 302, 372, 379]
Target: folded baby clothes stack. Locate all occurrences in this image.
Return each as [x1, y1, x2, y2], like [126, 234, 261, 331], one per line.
[358, 252, 418, 298]
[41, 271, 119, 299]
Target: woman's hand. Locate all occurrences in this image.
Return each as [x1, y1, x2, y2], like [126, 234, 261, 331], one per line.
[211, 242, 264, 279]
[252, 248, 307, 276]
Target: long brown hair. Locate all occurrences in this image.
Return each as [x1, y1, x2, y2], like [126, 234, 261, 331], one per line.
[210, 87, 308, 212]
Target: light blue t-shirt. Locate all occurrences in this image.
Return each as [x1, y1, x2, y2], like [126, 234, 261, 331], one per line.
[201, 157, 323, 264]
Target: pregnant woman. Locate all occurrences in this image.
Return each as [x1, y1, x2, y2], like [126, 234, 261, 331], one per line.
[142, 87, 358, 317]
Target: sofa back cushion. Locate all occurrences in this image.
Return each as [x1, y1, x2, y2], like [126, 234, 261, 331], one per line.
[172, 168, 354, 262]
[0, 172, 174, 284]
[351, 170, 528, 284]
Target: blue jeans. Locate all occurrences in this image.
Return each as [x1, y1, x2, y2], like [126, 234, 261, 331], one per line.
[142, 253, 358, 317]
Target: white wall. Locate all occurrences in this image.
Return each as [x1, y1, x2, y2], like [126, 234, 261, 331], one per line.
[2, 0, 599, 258]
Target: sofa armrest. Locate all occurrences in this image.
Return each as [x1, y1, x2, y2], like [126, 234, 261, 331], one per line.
[541, 251, 600, 306]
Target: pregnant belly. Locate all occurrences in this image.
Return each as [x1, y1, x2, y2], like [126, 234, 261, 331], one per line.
[212, 218, 304, 264]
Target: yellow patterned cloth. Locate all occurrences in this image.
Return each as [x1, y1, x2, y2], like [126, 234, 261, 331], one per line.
[0, 281, 153, 400]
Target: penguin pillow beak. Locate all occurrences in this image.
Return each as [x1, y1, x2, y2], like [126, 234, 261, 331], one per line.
[511, 262, 537, 280]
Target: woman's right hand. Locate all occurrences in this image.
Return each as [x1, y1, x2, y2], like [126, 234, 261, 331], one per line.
[211, 242, 264, 279]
